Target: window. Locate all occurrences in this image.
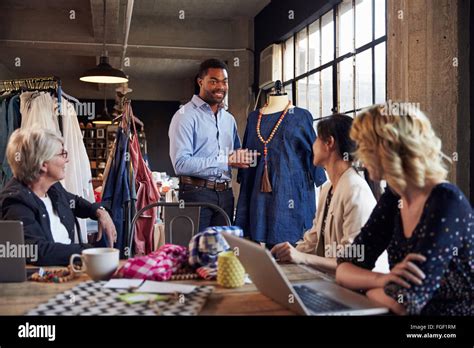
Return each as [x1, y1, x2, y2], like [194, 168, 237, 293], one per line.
[355, 49, 372, 109]
[283, 0, 386, 120]
[308, 20, 320, 71]
[339, 57, 354, 113]
[321, 67, 333, 116]
[374, 41, 386, 103]
[374, 0, 386, 39]
[355, 0, 372, 48]
[283, 36, 294, 82]
[321, 10, 334, 65]
[296, 28, 308, 76]
[338, 0, 354, 57]
[297, 78, 308, 109]
[308, 72, 320, 118]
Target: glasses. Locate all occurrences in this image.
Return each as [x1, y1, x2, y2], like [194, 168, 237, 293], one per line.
[55, 150, 68, 159]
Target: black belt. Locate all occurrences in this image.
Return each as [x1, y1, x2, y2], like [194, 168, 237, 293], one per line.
[179, 176, 231, 192]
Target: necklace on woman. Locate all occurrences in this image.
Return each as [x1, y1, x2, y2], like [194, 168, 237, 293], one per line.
[256, 101, 292, 192]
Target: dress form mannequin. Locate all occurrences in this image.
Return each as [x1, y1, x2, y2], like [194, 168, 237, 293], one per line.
[235, 79, 327, 246]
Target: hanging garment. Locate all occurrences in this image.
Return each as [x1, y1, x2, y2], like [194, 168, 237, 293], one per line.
[2, 95, 21, 186]
[235, 107, 327, 246]
[101, 129, 117, 187]
[128, 105, 159, 255]
[20, 92, 60, 135]
[57, 98, 95, 242]
[0, 98, 8, 189]
[101, 126, 131, 255]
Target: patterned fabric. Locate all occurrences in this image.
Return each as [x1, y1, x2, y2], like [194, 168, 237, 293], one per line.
[188, 226, 243, 271]
[27, 280, 213, 316]
[116, 244, 188, 281]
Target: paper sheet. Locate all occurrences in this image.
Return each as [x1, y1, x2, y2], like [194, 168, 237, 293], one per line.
[136, 281, 197, 294]
[103, 279, 144, 289]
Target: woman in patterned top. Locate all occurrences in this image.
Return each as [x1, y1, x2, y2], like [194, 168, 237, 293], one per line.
[335, 104, 473, 315]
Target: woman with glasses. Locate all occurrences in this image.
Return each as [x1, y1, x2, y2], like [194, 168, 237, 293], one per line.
[0, 128, 117, 266]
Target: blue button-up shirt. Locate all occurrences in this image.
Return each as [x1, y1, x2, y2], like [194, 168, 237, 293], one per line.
[169, 95, 241, 182]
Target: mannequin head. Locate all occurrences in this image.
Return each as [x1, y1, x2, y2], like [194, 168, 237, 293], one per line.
[197, 59, 228, 106]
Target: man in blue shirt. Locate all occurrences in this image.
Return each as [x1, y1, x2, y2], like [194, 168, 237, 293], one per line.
[169, 59, 254, 231]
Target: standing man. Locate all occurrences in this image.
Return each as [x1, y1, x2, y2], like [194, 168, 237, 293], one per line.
[169, 58, 253, 231]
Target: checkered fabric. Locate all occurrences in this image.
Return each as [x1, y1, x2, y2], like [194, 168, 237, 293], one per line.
[188, 226, 243, 272]
[116, 244, 188, 281]
[27, 280, 214, 316]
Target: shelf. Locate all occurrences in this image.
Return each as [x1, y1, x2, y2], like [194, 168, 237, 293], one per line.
[80, 127, 107, 130]
[83, 126, 114, 181]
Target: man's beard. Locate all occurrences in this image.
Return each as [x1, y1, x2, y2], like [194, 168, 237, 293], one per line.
[203, 89, 226, 105]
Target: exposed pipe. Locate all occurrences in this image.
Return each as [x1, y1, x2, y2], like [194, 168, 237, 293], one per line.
[120, 0, 134, 70]
[0, 39, 251, 52]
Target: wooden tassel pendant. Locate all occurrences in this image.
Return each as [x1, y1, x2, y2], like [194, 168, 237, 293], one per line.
[261, 146, 272, 192]
[261, 163, 272, 192]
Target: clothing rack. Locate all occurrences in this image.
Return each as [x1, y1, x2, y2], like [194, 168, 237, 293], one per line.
[0, 76, 60, 92]
[0, 76, 64, 135]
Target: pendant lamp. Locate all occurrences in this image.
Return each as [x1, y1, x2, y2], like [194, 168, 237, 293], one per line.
[93, 86, 113, 124]
[80, 0, 128, 84]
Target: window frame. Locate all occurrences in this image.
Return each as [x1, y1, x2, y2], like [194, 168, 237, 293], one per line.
[281, 0, 387, 120]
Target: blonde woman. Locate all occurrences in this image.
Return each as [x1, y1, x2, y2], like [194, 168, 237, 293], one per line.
[336, 105, 473, 315]
[0, 128, 116, 266]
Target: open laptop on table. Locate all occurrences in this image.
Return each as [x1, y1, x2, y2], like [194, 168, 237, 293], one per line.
[0, 221, 27, 282]
[223, 233, 388, 316]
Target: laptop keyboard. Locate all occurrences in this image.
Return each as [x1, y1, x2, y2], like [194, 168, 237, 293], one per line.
[294, 285, 350, 313]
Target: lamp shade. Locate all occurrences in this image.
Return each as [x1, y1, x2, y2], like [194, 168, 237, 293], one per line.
[92, 114, 113, 124]
[92, 105, 113, 125]
[80, 56, 128, 84]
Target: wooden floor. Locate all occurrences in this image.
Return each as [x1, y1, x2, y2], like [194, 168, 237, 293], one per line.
[0, 263, 330, 315]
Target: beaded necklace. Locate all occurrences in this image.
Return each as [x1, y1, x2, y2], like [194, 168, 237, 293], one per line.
[30, 265, 78, 283]
[256, 101, 292, 192]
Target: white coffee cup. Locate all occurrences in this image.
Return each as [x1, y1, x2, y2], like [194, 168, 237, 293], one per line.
[69, 248, 119, 281]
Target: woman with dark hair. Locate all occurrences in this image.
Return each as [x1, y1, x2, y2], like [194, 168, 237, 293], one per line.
[271, 114, 379, 273]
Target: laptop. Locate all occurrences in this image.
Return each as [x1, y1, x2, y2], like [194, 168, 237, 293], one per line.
[223, 233, 388, 316]
[0, 221, 27, 282]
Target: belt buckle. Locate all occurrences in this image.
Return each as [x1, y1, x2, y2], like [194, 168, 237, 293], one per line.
[218, 181, 227, 191]
[208, 180, 215, 190]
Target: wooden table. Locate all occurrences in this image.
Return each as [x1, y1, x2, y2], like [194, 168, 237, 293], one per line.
[0, 264, 330, 315]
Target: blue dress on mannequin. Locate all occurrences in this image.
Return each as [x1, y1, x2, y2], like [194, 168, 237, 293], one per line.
[235, 107, 326, 246]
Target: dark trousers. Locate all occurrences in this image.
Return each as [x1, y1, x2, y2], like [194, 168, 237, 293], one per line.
[178, 184, 234, 232]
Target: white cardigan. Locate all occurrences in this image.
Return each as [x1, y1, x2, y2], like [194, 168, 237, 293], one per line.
[296, 167, 376, 257]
